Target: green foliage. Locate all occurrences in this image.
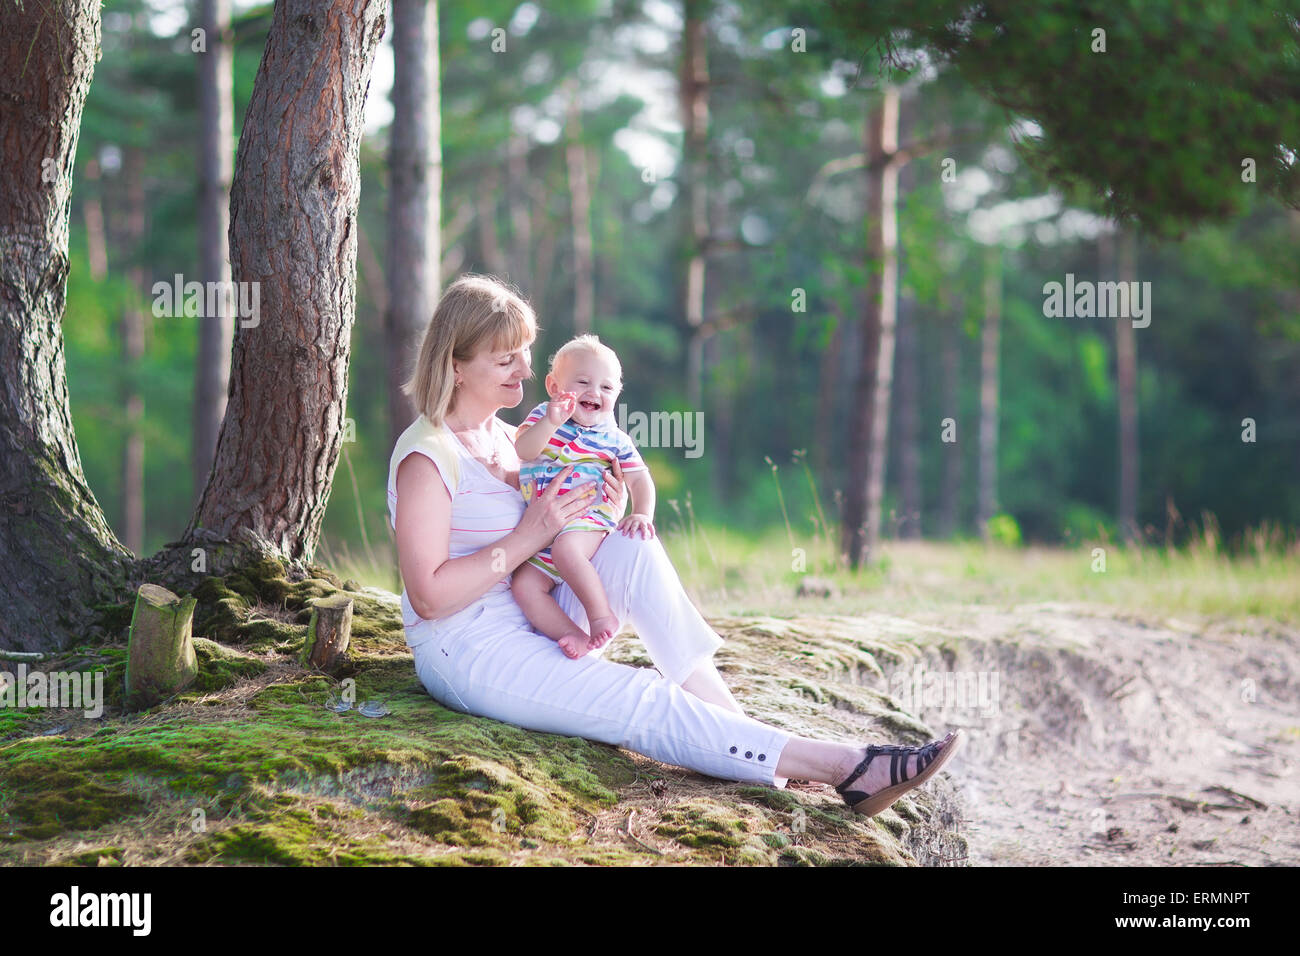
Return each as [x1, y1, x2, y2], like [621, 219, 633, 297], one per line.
[827, 0, 1300, 235]
[985, 513, 1022, 547]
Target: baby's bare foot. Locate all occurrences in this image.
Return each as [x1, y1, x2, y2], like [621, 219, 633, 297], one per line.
[557, 632, 594, 659]
[586, 614, 620, 649]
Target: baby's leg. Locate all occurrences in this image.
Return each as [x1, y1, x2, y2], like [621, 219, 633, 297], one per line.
[511, 563, 595, 659]
[551, 530, 619, 648]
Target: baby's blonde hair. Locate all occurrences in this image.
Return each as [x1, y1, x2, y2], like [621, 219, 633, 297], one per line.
[549, 333, 622, 382]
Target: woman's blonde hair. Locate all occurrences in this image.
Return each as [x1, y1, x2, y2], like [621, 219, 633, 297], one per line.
[404, 274, 538, 425]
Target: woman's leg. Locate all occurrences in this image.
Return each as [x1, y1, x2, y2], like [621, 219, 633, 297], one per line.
[552, 532, 725, 686]
[412, 607, 959, 808]
[413, 620, 949, 795]
[413, 617, 794, 785]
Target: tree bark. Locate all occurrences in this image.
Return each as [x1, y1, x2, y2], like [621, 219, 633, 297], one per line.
[193, 0, 235, 501]
[0, 0, 133, 653]
[842, 85, 900, 567]
[125, 583, 199, 709]
[977, 245, 1002, 538]
[181, 0, 389, 570]
[301, 593, 353, 672]
[386, 0, 441, 455]
[1116, 230, 1139, 541]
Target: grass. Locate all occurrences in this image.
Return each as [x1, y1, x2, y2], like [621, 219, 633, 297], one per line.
[327, 497, 1300, 627]
[333, 434, 1297, 624]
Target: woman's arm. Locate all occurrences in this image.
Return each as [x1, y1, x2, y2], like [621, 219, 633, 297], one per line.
[395, 454, 597, 621]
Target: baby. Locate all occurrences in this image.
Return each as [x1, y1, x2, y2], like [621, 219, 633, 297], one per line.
[512, 334, 657, 659]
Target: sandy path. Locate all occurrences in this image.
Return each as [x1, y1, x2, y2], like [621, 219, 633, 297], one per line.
[897, 604, 1300, 865]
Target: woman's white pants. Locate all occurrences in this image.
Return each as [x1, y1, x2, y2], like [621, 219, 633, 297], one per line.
[409, 532, 792, 785]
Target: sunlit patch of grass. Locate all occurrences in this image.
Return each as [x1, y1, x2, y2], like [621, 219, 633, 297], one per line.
[319, 458, 1299, 628]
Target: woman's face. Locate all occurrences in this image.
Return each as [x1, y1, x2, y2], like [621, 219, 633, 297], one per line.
[453, 338, 533, 412]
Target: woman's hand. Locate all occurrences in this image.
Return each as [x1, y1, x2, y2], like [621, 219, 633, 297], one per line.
[515, 464, 598, 548]
[602, 459, 628, 515]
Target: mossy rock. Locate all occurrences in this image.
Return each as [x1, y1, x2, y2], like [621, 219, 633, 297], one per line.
[0, 568, 966, 866]
[191, 638, 269, 692]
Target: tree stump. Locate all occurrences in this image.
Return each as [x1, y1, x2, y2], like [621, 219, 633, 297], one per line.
[125, 584, 199, 709]
[301, 594, 353, 672]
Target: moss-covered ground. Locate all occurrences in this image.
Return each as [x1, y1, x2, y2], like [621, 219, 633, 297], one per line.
[0, 558, 964, 866]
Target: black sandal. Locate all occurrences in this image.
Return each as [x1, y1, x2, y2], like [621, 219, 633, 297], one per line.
[835, 730, 962, 817]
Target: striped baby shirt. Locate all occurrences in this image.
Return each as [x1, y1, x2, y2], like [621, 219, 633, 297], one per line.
[518, 401, 648, 581]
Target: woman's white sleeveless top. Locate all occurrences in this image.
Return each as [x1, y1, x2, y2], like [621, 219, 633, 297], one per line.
[387, 414, 526, 648]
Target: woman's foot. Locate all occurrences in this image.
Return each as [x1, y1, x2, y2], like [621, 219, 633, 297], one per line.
[586, 613, 620, 650]
[834, 731, 962, 817]
[557, 632, 596, 659]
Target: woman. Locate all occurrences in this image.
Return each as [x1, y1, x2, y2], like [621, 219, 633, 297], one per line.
[388, 274, 961, 818]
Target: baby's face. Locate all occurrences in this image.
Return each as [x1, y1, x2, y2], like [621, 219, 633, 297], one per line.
[548, 351, 621, 427]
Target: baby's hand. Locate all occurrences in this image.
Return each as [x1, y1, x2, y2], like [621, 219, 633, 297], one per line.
[547, 393, 577, 425]
[618, 513, 656, 539]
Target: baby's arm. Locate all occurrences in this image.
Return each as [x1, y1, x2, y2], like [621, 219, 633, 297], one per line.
[515, 394, 577, 462]
[617, 470, 657, 538]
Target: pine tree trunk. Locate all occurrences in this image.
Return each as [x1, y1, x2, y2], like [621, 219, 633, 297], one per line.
[508, 132, 532, 285]
[937, 288, 962, 538]
[565, 87, 594, 334]
[1116, 230, 1139, 541]
[193, 0, 235, 500]
[977, 246, 1002, 538]
[82, 158, 109, 280]
[813, 308, 844, 477]
[386, 0, 441, 455]
[0, 0, 133, 652]
[181, 0, 389, 570]
[896, 294, 921, 538]
[121, 146, 147, 554]
[680, 0, 709, 410]
[476, 170, 506, 276]
[843, 86, 900, 567]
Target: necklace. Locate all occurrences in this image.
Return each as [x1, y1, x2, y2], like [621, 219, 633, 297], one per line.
[447, 413, 501, 467]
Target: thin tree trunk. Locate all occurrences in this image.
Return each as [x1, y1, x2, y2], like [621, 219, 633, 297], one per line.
[842, 85, 900, 567]
[813, 308, 844, 477]
[1116, 230, 1139, 541]
[386, 0, 441, 455]
[193, 0, 235, 499]
[82, 158, 109, 280]
[895, 294, 921, 538]
[0, 0, 132, 652]
[681, 0, 709, 409]
[508, 132, 531, 285]
[179, 0, 388, 570]
[937, 287, 962, 537]
[977, 245, 1002, 538]
[476, 169, 507, 276]
[121, 146, 146, 554]
[565, 87, 594, 334]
